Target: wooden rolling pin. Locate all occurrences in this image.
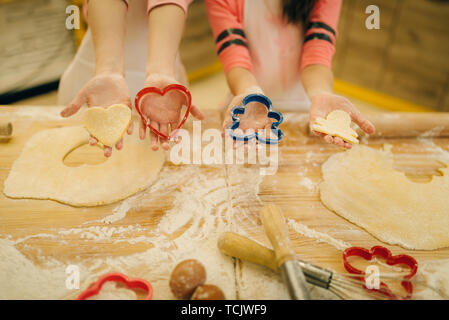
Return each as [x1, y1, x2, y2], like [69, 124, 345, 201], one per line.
[0, 122, 12, 136]
[0, 122, 12, 142]
[218, 232, 337, 289]
[362, 112, 449, 138]
[260, 204, 310, 300]
[308, 112, 449, 138]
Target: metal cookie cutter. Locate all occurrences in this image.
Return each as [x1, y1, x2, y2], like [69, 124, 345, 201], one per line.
[228, 94, 284, 145]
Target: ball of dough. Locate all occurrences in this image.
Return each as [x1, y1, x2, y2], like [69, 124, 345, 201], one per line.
[191, 284, 226, 300]
[169, 259, 206, 299]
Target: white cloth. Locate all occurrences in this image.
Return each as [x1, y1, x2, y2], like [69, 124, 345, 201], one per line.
[244, 0, 310, 111]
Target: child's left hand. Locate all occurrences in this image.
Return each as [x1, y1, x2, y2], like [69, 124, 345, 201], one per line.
[222, 88, 277, 148]
[309, 92, 375, 149]
[222, 93, 273, 134]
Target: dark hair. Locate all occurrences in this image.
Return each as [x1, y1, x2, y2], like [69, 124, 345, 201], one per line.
[282, 0, 318, 24]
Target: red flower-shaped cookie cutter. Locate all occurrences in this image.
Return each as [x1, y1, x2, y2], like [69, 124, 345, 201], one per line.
[343, 246, 418, 299]
[77, 272, 153, 300]
[135, 84, 192, 141]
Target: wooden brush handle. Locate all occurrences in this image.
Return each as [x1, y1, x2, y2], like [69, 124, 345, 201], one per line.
[218, 232, 278, 271]
[260, 204, 295, 268]
[0, 122, 12, 136]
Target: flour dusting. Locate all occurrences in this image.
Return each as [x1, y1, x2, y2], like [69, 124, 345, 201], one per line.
[298, 177, 316, 191]
[287, 219, 351, 251]
[0, 166, 265, 299]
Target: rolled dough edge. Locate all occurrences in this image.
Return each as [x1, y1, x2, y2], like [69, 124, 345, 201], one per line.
[318, 186, 423, 250]
[4, 182, 158, 208]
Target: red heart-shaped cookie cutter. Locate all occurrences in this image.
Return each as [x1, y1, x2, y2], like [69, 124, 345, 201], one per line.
[134, 84, 192, 141]
[77, 272, 153, 300]
[343, 246, 418, 300]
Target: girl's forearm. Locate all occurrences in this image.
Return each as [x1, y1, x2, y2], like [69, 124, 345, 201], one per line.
[301, 64, 334, 98]
[146, 5, 186, 78]
[88, 0, 127, 76]
[226, 67, 261, 96]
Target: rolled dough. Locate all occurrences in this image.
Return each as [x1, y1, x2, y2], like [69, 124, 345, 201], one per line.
[312, 110, 359, 144]
[3, 126, 165, 207]
[319, 145, 449, 250]
[84, 104, 131, 147]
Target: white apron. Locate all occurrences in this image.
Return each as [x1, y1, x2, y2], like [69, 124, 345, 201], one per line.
[244, 0, 311, 111]
[58, 0, 186, 106]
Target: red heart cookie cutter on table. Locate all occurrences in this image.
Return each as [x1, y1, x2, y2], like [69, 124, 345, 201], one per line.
[134, 84, 192, 141]
[76, 272, 153, 300]
[343, 246, 418, 300]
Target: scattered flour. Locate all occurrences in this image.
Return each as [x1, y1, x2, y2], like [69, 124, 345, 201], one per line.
[86, 166, 190, 225]
[0, 166, 263, 300]
[416, 127, 449, 163]
[0, 238, 84, 299]
[2, 148, 449, 299]
[287, 219, 351, 251]
[298, 177, 316, 191]
[58, 225, 149, 243]
[100, 201, 132, 225]
[13, 233, 57, 245]
[415, 259, 449, 299]
[87, 282, 138, 300]
[1, 107, 69, 121]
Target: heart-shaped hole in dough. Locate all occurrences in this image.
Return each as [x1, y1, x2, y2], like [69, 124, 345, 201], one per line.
[63, 143, 108, 167]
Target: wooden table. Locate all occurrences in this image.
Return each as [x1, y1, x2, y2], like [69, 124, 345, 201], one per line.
[1, 106, 448, 299]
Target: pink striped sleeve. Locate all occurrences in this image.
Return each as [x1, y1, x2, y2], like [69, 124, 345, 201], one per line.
[147, 0, 192, 14]
[300, 0, 342, 71]
[205, 0, 252, 74]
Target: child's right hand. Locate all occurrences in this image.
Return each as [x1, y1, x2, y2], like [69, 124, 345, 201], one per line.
[60, 73, 134, 157]
[139, 73, 204, 151]
[309, 92, 375, 149]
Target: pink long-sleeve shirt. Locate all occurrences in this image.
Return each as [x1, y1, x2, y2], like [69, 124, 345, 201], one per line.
[204, 0, 342, 74]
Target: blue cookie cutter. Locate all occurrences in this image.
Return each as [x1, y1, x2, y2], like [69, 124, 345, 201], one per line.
[227, 94, 284, 145]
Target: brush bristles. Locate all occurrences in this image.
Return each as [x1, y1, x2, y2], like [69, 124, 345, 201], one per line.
[328, 273, 448, 300]
[329, 275, 390, 300]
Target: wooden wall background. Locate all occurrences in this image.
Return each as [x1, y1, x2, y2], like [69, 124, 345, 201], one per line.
[180, 0, 217, 74]
[333, 0, 449, 111]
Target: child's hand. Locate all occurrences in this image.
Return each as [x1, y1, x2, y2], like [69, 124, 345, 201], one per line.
[60, 73, 133, 157]
[309, 92, 375, 149]
[139, 74, 204, 151]
[222, 88, 274, 148]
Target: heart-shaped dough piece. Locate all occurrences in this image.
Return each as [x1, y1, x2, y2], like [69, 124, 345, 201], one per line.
[84, 104, 132, 146]
[311, 110, 359, 144]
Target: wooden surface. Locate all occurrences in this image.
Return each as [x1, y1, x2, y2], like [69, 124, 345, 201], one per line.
[333, 0, 449, 110]
[1, 106, 449, 299]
